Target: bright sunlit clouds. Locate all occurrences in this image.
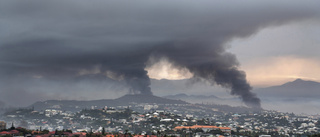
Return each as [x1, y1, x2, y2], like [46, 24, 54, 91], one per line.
[146, 58, 193, 80]
[243, 56, 320, 87]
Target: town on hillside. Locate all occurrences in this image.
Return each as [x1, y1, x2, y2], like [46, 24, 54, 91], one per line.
[1, 102, 320, 137]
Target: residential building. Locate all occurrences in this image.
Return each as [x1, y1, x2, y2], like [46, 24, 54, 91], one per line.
[0, 121, 6, 130]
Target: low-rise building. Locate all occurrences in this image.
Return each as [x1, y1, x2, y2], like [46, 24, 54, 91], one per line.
[0, 121, 6, 130]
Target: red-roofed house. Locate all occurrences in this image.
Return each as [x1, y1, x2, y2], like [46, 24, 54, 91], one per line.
[9, 129, 20, 135]
[0, 131, 10, 135]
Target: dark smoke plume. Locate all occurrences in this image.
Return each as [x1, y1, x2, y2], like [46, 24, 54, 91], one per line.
[150, 41, 261, 108]
[0, 0, 320, 107]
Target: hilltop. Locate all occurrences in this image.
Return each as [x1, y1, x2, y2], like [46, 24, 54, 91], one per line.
[30, 94, 187, 112]
[254, 79, 320, 98]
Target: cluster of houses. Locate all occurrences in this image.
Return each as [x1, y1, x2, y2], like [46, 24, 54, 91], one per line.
[0, 122, 232, 137]
[2, 103, 320, 137]
[174, 125, 231, 133]
[0, 128, 160, 137]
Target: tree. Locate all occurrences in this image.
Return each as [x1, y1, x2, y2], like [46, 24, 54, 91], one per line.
[102, 127, 106, 135]
[195, 128, 204, 133]
[55, 129, 59, 135]
[157, 130, 161, 137]
[10, 123, 15, 130]
[42, 129, 49, 134]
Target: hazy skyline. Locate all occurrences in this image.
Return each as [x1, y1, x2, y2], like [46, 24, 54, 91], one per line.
[1, 1, 320, 108]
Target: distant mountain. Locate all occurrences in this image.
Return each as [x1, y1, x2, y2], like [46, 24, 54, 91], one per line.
[254, 79, 320, 98]
[30, 94, 187, 112]
[115, 94, 187, 104]
[161, 93, 240, 105]
[164, 93, 219, 100]
[150, 78, 228, 97]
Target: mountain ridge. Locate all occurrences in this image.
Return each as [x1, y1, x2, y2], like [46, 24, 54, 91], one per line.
[163, 93, 219, 99]
[30, 94, 188, 112]
[254, 78, 320, 98]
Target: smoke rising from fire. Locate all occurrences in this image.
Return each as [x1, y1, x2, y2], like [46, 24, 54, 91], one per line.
[0, 0, 320, 107]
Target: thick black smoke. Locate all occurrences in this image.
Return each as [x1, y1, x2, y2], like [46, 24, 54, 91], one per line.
[0, 0, 319, 107]
[150, 40, 261, 108]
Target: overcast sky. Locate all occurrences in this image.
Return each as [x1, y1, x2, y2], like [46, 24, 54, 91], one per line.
[230, 21, 320, 87]
[1, 0, 320, 107]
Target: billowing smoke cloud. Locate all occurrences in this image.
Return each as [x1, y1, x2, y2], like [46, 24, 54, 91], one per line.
[150, 42, 261, 108]
[0, 0, 320, 107]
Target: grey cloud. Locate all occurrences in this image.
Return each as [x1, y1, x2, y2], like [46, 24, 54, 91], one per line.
[0, 0, 320, 107]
